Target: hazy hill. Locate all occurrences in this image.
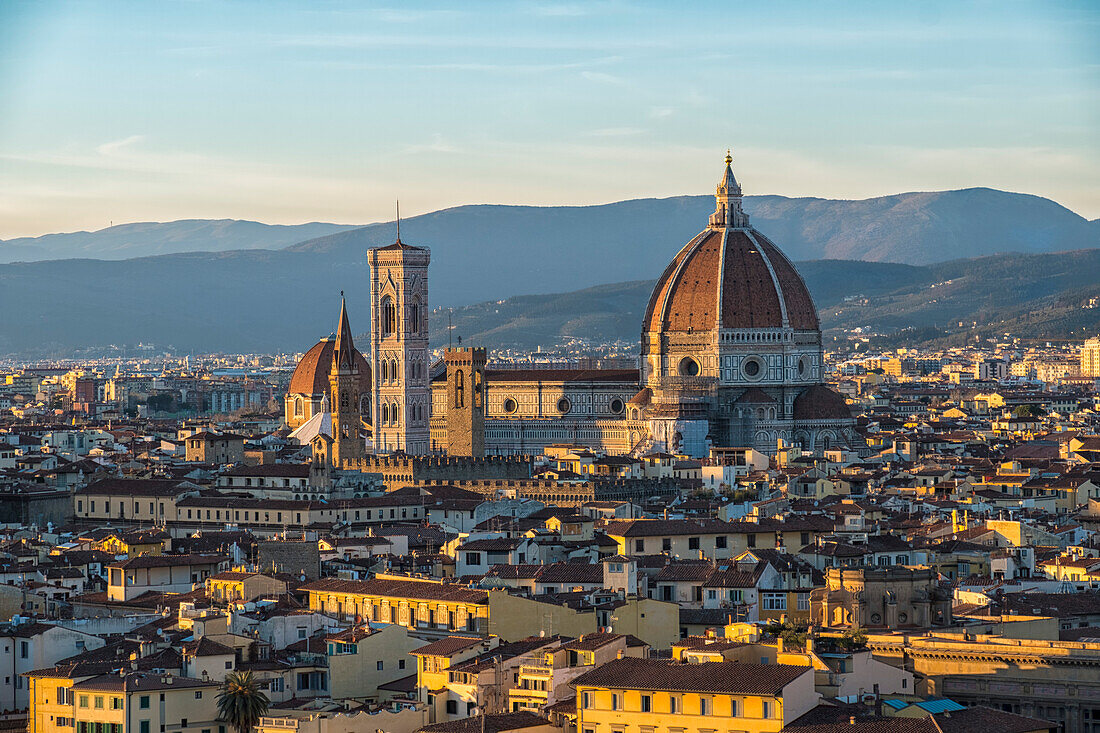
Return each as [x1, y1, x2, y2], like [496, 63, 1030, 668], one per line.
[429, 251, 1100, 351]
[0, 187, 1096, 356]
[284, 189, 1098, 308]
[0, 219, 361, 263]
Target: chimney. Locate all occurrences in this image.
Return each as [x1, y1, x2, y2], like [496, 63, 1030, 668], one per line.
[617, 649, 624, 659]
[777, 637, 785, 654]
[806, 637, 814, 653]
[849, 716, 856, 725]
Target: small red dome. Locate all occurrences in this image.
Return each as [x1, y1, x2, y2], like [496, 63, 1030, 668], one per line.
[289, 338, 371, 396]
[793, 385, 851, 420]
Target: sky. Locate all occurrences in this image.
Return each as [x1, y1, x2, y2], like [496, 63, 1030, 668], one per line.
[0, 0, 1097, 239]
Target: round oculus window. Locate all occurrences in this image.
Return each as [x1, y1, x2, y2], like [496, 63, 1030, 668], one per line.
[798, 356, 810, 377]
[502, 398, 518, 414]
[678, 357, 700, 376]
[557, 397, 571, 414]
[742, 357, 763, 379]
[610, 398, 624, 415]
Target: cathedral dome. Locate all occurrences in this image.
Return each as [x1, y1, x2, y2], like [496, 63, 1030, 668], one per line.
[643, 154, 818, 335]
[289, 336, 371, 396]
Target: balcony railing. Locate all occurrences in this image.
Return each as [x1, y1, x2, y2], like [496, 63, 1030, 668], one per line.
[519, 664, 553, 678]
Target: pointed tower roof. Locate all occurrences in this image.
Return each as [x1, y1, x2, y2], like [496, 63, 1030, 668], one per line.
[332, 293, 358, 373]
[709, 149, 749, 229]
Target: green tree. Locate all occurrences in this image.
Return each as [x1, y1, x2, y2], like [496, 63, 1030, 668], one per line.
[216, 670, 269, 733]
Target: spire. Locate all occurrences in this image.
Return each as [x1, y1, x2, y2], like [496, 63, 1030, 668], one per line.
[333, 292, 357, 373]
[709, 149, 749, 229]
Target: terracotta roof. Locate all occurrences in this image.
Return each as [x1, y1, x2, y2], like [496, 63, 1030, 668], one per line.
[299, 577, 488, 604]
[932, 706, 1055, 733]
[643, 228, 818, 334]
[288, 337, 371, 396]
[570, 657, 809, 694]
[484, 369, 638, 384]
[793, 385, 852, 421]
[410, 635, 485, 658]
[417, 711, 550, 733]
[112, 553, 226, 570]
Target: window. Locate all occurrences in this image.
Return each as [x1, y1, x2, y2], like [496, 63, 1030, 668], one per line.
[699, 697, 709, 715]
[446, 700, 458, 715]
[669, 695, 678, 713]
[611, 693, 620, 710]
[715, 536, 727, 549]
[381, 296, 396, 336]
[747, 534, 757, 548]
[689, 537, 700, 550]
[582, 692, 593, 709]
[377, 661, 384, 671]
[503, 397, 518, 414]
[797, 593, 810, 611]
[662, 538, 671, 552]
[454, 370, 465, 408]
[112, 696, 123, 709]
[763, 593, 787, 611]
[678, 357, 700, 376]
[78, 694, 88, 708]
[465, 552, 482, 566]
[635, 539, 644, 552]
[399, 659, 405, 670]
[641, 694, 651, 712]
[730, 697, 738, 717]
[194, 691, 203, 699]
[94, 696, 104, 709]
[761, 700, 770, 718]
[140, 723, 149, 733]
[557, 397, 571, 414]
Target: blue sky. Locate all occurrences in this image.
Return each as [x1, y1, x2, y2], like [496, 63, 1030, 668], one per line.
[0, 0, 1097, 238]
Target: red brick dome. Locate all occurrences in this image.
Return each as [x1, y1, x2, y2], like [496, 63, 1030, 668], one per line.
[288, 337, 371, 396]
[643, 228, 818, 333]
[643, 154, 819, 335]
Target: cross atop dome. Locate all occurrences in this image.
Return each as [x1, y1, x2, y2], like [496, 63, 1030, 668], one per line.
[709, 149, 749, 229]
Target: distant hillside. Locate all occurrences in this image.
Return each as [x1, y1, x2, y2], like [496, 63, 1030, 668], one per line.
[0, 187, 1096, 356]
[429, 251, 1100, 351]
[0, 220, 361, 263]
[284, 189, 1098, 309]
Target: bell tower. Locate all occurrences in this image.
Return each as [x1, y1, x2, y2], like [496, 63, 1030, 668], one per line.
[367, 228, 431, 454]
[329, 295, 365, 466]
[444, 347, 486, 457]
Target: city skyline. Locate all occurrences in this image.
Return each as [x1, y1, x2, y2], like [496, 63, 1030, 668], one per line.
[1, 0, 1098, 240]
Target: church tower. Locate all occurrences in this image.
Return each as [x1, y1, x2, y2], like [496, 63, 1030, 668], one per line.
[329, 295, 366, 466]
[444, 347, 486, 457]
[367, 231, 431, 454]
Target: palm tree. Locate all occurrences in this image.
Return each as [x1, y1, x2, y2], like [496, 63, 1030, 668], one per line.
[216, 670, 270, 733]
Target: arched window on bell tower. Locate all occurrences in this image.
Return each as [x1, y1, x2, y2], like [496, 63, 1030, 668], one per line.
[381, 296, 396, 337]
[454, 370, 465, 408]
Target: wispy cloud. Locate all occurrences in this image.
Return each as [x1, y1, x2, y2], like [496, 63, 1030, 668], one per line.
[402, 134, 460, 155]
[95, 135, 147, 156]
[584, 127, 645, 137]
[580, 70, 626, 85]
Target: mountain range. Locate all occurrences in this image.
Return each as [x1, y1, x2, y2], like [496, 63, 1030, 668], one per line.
[0, 187, 1096, 356]
[428, 251, 1100, 352]
[0, 220, 360, 263]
